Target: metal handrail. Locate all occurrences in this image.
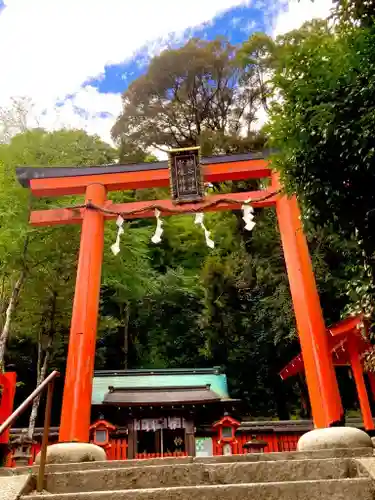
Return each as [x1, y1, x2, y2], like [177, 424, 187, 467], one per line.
[0, 370, 59, 435]
[0, 370, 59, 492]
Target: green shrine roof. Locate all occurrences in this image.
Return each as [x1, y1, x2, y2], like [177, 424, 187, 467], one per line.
[92, 367, 230, 406]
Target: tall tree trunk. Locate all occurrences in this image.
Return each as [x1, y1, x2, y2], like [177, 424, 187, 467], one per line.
[0, 270, 26, 368]
[272, 378, 290, 421]
[0, 235, 30, 368]
[0, 275, 6, 328]
[27, 291, 57, 441]
[122, 303, 130, 370]
[297, 374, 311, 419]
[27, 338, 52, 440]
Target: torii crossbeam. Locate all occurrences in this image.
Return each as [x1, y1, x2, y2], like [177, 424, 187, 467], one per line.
[16, 152, 343, 443]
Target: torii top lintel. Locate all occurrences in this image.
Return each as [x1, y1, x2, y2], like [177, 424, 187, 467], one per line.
[15, 152, 271, 197]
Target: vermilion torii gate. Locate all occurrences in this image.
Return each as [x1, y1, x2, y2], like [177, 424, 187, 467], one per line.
[16, 152, 343, 443]
[280, 313, 375, 431]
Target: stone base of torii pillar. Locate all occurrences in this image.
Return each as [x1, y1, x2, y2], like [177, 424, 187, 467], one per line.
[35, 443, 106, 465]
[298, 427, 373, 452]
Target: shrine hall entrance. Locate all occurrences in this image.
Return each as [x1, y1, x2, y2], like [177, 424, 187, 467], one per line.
[132, 417, 190, 458]
[137, 427, 186, 457]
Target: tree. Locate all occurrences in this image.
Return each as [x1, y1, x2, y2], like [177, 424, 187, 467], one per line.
[195, 209, 299, 418]
[0, 157, 31, 368]
[16, 274, 71, 438]
[0, 97, 36, 144]
[16, 226, 80, 439]
[238, 32, 277, 113]
[98, 221, 157, 370]
[265, 16, 375, 319]
[333, 0, 375, 27]
[112, 38, 266, 155]
[118, 139, 158, 164]
[130, 268, 205, 369]
[4, 128, 116, 167]
[0, 128, 117, 437]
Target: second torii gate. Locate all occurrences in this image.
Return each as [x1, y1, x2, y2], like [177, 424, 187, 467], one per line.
[280, 314, 375, 431]
[16, 152, 343, 443]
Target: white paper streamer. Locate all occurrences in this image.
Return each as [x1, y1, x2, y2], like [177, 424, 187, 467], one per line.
[242, 203, 256, 231]
[111, 216, 124, 255]
[194, 212, 215, 249]
[151, 209, 163, 244]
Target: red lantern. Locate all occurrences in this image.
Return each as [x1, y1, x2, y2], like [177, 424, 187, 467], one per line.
[213, 415, 240, 442]
[89, 420, 116, 448]
[213, 415, 240, 455]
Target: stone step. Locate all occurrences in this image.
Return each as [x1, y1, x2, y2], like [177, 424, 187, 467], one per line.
[42, 458, 361, 494]
[6, 446, 373, 476]
[24, 478, 375, 500]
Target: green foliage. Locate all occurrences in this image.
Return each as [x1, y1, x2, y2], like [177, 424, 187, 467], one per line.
[0, 129, 117, 418]
[267, 15, 375, 320]
[112, 37, 266, 156]
[334, 0, 375, 27]
[4, 128, 116, 166]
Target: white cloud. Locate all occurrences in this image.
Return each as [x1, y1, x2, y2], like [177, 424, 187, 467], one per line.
[252, 0, 334, 130]
[0, 0, 334, 145]
[0, 0, 251, 143]
[273, 0, 334, 36]
[34, 87, 122, 144]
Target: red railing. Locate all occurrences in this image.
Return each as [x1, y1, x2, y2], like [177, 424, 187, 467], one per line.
[6, 431, 300, 465]
[0, 370, 59, 492]
[276, 434, 299, 452]
[213, 433, 299, 455]
[106, 439, 128, 460]
[135, 451, 188, 459]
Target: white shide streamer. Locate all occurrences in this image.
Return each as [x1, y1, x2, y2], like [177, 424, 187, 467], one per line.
[151, 209, 164, 244]
[242, 200, 256, 231]
[194, 212, 214, 249]
[111, 215, 124, 255]
[111, 201, 254, 255]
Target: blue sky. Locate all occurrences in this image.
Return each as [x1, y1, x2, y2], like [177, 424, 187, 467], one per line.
[87, 3, 277, 95]
[0, 0, 331, 144]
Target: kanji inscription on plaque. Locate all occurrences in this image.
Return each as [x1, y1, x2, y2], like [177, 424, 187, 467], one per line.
[168, 146, 204, 203]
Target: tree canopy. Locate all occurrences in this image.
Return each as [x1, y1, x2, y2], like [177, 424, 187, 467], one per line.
[265, 7, 375, 319]
[112, 38, 267, 157]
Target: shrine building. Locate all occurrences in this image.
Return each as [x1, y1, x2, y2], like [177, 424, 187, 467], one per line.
[90, 367, 240, 459]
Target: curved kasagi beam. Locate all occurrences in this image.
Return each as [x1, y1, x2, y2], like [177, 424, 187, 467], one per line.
[16, 153, 271, 197]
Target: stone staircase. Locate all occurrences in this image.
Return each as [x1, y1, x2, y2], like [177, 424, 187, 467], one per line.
[12, 448, 375, 500]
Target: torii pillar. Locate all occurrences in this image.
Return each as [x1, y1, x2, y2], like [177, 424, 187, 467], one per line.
[348, 335, 374, 430]
[273, 173, 343, 428]
[59, 184, 106, 442]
